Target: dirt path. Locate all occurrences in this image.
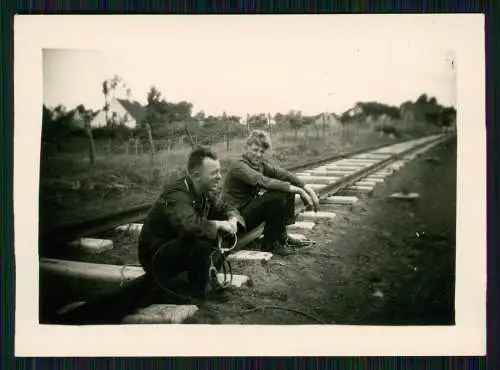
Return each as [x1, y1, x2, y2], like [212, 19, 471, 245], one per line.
[190, 137, 457, 325]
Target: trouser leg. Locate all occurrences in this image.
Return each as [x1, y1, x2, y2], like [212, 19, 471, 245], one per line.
[239, 190, 296, 245]
[140, 237, 216, 293]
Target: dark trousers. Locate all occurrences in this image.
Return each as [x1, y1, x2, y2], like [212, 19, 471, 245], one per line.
[239, 190, 296, 245]
[139, 237, 221, 292]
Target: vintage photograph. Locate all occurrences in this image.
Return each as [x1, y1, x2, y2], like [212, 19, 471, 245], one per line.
[36, 17, 459, 327]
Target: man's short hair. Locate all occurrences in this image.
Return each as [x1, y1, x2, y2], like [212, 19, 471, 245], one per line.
[245, 129, 272, 151]
[187, 146, 218, 173]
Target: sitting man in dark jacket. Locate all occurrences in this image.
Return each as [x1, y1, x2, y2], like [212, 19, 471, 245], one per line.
[138, 146, 245, 301]
[221, 129, 319, 256]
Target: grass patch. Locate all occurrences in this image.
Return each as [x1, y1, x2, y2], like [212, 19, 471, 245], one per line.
[39, 123, 442, 230]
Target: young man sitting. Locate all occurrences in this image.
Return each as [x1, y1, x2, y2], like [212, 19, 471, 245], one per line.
[220, 129, 320, 256]
[138, 146, 245, 301]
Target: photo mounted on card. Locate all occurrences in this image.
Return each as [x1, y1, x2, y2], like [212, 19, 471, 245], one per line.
[13, 14, 486, 356]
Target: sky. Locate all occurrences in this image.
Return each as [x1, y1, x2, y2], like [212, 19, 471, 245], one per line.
[42, 15, 457, 117]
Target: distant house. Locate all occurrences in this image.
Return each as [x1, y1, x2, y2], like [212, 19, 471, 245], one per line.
[89, 98, 147, 129]
[313, 112, 343, 127]
[68, 109, 86, 129]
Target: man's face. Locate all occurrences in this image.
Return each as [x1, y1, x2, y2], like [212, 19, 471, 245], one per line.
[197, 157, 222, 194]
[245, 142, 267, 164]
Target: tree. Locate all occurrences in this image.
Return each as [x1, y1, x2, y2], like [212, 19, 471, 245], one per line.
[416, 93, 428, 105]
[145, 85, 164, 125]
[101, 75, 129, 127]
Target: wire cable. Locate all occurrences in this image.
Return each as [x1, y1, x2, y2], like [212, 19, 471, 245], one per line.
[239, 305, 327, 325]
[147, 233, 327, 324]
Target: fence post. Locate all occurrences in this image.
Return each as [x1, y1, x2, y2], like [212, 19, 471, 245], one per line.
[226, 120, 231, 151]
[145, 123, 155, 164]
[135, 137, 139, 156]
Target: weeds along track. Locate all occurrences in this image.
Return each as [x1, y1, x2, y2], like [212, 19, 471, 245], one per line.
[39, 133, 454, 325]
[39, 135, 441, 251]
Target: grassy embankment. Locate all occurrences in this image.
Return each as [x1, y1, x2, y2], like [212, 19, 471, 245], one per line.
[39, 120, 441, 231]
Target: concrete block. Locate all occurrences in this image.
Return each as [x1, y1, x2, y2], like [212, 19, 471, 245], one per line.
[298, 211, 337, 221]
[227, 250, 273, 262]
[288, 233, 308, 241]
[322, 196, 358, 205]
[366, 174, 387, 180]
[297, 175, 338, 184]
[334, 162, 370, 168]
[218, 273, 250, 288]
[122, 304, 199, 324]
[352, 153, 391, 159]
[309, 169, 351, 177]
[295, 172, 312, 177]
[310, 166, 328, 172]
[354, 180, 378, 187]
[303, 183, 325, 191]
[363, 177, 385, 183]
[116, 223, 143, 236]
[373, 170, 394, 177]
[343, 158, 379, 163]
[68, 238, 113, 253]
[347, 185, 374, 192]
[325, 165, 360, 171]
[287, 221, 316, 230]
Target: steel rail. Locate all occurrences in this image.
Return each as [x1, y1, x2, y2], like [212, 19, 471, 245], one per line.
[50, 133, 453, 324]
[39, 134, 441, 249]
[234, 134, 451, 249]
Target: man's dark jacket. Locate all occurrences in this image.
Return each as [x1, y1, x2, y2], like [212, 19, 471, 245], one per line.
[138, 175, 244, 263]
[221, 154, 306, 210]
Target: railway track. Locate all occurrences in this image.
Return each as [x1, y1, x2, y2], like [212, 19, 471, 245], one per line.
[39, 133, 453, 325]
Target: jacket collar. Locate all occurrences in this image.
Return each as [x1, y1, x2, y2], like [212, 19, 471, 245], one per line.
[184, 175, 207, 206]
[241, 153, 263, 170]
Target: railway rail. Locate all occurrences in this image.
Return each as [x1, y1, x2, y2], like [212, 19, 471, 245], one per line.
[39, 132, 454, 325]
[39, 135, 440, 249]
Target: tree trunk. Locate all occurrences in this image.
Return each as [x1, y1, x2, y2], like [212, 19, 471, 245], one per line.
[226, 121, 231, 151]
[84, 123, 96, 165]
[106, 138, 112, 158]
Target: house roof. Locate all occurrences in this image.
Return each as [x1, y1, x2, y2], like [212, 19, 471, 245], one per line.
[116, 98, 147, 122]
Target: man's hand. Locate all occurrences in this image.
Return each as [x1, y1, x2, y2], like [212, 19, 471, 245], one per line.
[303, 185, 320, 212]
[299, 188, 314, 208]
[228, 217, 239, 234]
[215, 220, 238, 235]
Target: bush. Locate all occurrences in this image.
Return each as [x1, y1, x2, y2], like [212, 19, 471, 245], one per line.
[373, 122, 401, 137]
[92, 125, 136, 140]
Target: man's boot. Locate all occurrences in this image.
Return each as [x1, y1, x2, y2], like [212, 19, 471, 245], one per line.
[261, 236, 293, 257]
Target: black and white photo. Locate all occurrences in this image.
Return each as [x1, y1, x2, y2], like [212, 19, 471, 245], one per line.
[14, 14, 486, 356]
